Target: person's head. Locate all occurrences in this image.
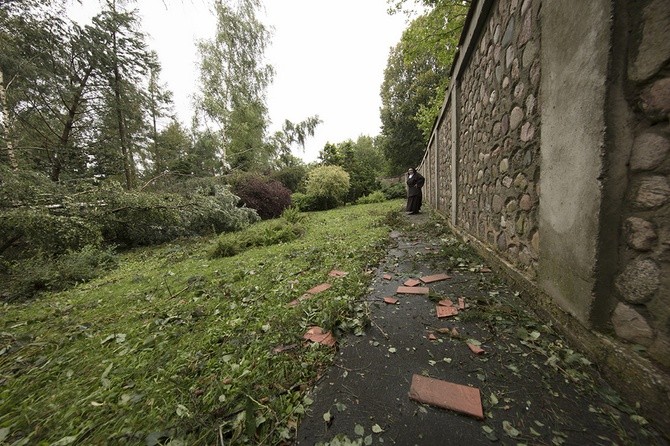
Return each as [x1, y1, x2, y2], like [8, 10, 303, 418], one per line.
[408, 168, 415, 175]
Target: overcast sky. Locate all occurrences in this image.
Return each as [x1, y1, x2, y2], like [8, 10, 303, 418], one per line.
[74, 0, 411, 163]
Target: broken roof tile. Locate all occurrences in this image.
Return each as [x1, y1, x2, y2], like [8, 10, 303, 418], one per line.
[383, 297, 399, 305]
[303, 326, 336, 347]
[427, 333, 437, 341]
[436, 305, 459, 318]
[408, 374, 484, 420]
[438, 299, 454, 307]
[306, 283, 331, 295]
[467, 343, 485, 355]
[383, 274, 393, 280]
[328, 270, 348, 278]
[404, 278, 421, 287]
[458, 297, 466, 310]
[421, 273, 451, 283]
[397, 286, 430, 295]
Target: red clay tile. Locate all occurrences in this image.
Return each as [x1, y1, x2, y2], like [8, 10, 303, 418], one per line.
[480, 267, 492, 273]
[427, 333, 437, 341]
[436, 306, 459, 318]
[303, 326, 336, 347]
[328, 270, 348, 278]
[421, 273, 451, 284]
[404, 278, 421, 287]
[458, 297, 466, 310]
[307, 283, 332, 295]
[397, 286, 430, 295]
[383, 274, 393, 280]
[467, 343, 485, 355]
[438, 299, 454, 307]
[383, 297, 399, 305]
[408, 374, 484, 420]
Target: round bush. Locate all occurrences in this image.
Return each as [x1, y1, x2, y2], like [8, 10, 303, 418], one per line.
[304, 166, 350, 210]
[232, 174, 292, 219]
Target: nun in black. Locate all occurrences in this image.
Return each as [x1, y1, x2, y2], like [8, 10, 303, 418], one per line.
[405, 167, 425, 214]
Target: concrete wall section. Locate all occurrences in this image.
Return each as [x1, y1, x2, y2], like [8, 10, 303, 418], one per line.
[537, 1, 613, 324]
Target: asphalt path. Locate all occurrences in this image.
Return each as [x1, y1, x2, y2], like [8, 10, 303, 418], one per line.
[296, 212, 666, 446]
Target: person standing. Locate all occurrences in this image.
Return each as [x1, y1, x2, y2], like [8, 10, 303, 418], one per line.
[405, 167, 425, 214]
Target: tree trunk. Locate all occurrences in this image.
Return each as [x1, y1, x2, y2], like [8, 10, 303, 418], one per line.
[0, 68, 19, 171]
[50, 66, 94, 182]
[111, 25, 133, 190]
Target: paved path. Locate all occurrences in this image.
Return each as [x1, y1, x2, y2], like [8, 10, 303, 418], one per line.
[296, 213, 666, 445]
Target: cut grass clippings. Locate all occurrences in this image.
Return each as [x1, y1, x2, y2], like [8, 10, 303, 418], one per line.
[0, 200, 404, 445]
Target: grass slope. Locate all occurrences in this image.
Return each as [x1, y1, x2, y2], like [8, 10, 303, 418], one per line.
[0, 200, 403, 445]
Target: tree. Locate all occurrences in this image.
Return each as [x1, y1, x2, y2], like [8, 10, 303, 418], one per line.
[268, 115, 321, 167]
[146, 53, 175, 176]
[0, 5, 97, 179]
[196, 0, 273, 170]
[317, 136, 384, 202]
[380, 0, 470, 174]
[93, 0, 157, 189]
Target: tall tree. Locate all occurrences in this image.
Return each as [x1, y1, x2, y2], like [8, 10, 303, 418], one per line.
[380, 0, 470, 174]
[90, 0, 153, 188]
[146, 53, 175, 175]
[268, 115, 321, 168]
[0, 5, 96, 179]
[196, 0, 274, 170]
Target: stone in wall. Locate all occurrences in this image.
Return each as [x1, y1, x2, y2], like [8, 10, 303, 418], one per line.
[625, 217, 658, 251]
[630, 130, 670, 172]
[611, 303, 654, 346]
[639, 78, 670, 123]
[615, 258, 660, 304]
[634, 175, 670, 209]
[649, 332, 670, 369]
[628, 0, 670, 82]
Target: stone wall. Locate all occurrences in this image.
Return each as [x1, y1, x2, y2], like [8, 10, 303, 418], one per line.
[612, 0, 670, 368]
[418, 0, 670, 436]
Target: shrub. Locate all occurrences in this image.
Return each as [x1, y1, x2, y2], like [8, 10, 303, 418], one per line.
[304, 165, 350, 211]
[3, 245, 118, 301]
[290, 192, 317, 212]
[382, 182, 407, 200]
[0, 208, 103, 259]
[211, 219, 304, 258]
[271, 165, 308, 192]
[356, 190, 387, 205]
[231, 174, 292, 219]
[280, 205, 307, 224]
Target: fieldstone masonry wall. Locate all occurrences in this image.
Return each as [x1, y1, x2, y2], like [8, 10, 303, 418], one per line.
[612, 0, 670, 368]
[418, 0, 670, 435]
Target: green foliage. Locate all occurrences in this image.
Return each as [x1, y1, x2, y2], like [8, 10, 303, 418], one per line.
[382, 182, 407, 200]
[318, 136, 385, 202]
[271, 164, 308, 192]
[4, 245, 118, 300]
[304, 165, 350, 210]
[380, 1, 469, 174]
[290, 192, 317, 212]
[0, 200, 400, 444]
[356, 190, 387, 205]
[280, 205, 307, 224]
[211, 218, 305, 258]
[0, 208, 103, 259]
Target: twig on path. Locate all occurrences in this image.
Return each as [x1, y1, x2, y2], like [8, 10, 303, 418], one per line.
[371, 319, 389, 339]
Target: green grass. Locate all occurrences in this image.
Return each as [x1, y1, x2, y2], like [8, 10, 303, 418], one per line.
[0, 200, 404, 445]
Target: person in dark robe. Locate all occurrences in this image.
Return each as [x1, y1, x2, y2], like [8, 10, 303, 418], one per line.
[405, 167, 425, 214]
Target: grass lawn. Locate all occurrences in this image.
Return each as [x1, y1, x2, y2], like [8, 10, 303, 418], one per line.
[0, 200, 404, 445]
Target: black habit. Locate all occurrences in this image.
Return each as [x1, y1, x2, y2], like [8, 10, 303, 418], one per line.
[406, 171, 425, 214]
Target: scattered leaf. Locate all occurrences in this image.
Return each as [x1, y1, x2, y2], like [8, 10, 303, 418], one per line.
[502, 420, 520, 438]
[355, 424, 365, 436]
[335, 402, 347, 412]
[388, 347, 397, 353]
[489, 393, 498, 406]
[323, 411, 332, 423]
[371, 424, 383, 434]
